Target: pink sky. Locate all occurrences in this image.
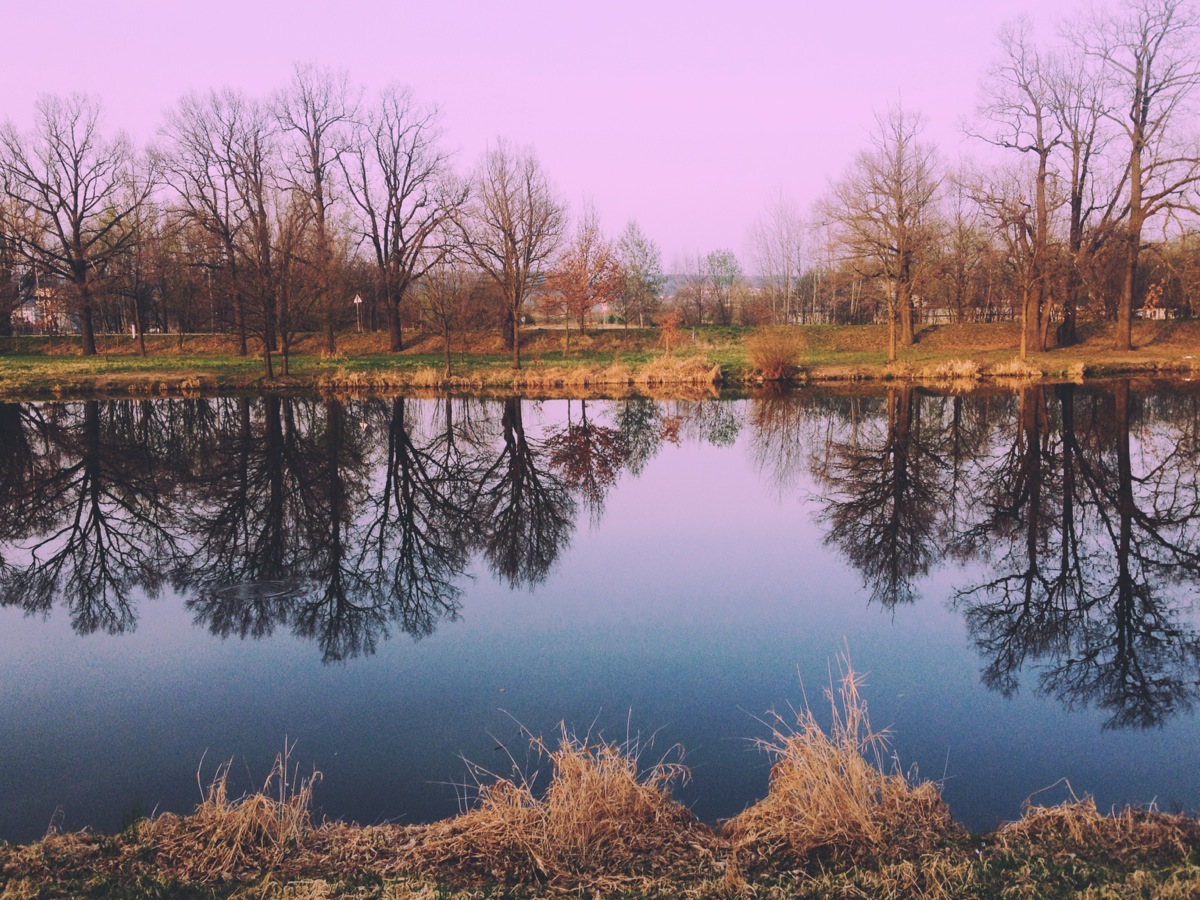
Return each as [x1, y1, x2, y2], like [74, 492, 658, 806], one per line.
[1, 0, 1087, 266]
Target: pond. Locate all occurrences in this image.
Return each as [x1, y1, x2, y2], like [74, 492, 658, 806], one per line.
[2, 382, 1199, 844]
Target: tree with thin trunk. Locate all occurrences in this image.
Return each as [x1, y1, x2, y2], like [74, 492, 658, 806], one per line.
[275, 63, 359, 355]
[0, 193, 24, 339]
[973, 20, 1062, 356]
[749, 195, 806, 324]
[341, 84, 462, 352]
[1048, 49, 1112, 345]
[824, 106, 940, 362]
[416, 257, 470, 377]
[0, 95, 156, 356]
[460, 140, 566, 370]
[1071, 0, 1200, 350]
[162, 89, 256, 356]
[546, 203, 621, 348]
[222, 97, 283, 378]
[616, 220, 665, 329]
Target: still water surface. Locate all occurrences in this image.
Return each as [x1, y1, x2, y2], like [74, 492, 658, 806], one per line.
[1, 383, 1199, 843]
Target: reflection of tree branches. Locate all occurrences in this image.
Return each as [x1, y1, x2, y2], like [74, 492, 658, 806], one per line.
[1047, 382, 1200, 728]
[816, 387, 950, 607]
[748, 388, 817, 496]
[614, 399, 666, 476]
[953, 383, 1200, 728]
[350, 397, 468, 641]
[667, 399, 742, 447]
[950, 386, 1079, 695]
[469, 398, 575, 588]
[546, 399, 629, 523]
[0, 401, 184, 633]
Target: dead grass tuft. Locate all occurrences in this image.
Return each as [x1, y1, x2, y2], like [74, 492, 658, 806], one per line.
[146, 741, 321, 882]
[725, 659, 961, 872]
[988, 357, 1043, 379]
[632, 355, 722, 387]
[995, 787, 1200, 867]
[402, 725, 718, 889]
[927, 358, 981, 382]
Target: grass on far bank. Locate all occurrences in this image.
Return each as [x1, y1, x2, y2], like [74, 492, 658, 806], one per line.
[4, 661, 1199, 899]
[2, 320, 1200, 399]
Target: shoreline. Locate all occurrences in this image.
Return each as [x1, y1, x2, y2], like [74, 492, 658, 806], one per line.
[3, 730, 1198, 898]
[1, 321, 1199, 401]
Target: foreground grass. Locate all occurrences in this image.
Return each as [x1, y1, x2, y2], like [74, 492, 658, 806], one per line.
[2, 321, 1199, 399]
[4, 666, 1199, 899]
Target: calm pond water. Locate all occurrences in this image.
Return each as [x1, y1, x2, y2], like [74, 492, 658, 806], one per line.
[2, 382, 1200, 844]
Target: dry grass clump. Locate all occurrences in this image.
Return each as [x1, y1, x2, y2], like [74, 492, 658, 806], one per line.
[988, 357, 1044, 379]
[747, 329, 805, 380]
[927, 358, 981, 382]
[725, 662, 961, 872]
[632, 355, 721, 387]
[402, 726, 718, 889]
[316, 368, 405, 393]
[145, 743, 321, 882]
[995, 791, 1200, 867]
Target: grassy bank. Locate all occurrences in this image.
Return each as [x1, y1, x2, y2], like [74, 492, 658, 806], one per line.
[1, 321, 1199, 399]
[4, 666, 1198, 898]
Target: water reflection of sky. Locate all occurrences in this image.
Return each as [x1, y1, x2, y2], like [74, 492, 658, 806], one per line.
[2, 390, 1199, 844]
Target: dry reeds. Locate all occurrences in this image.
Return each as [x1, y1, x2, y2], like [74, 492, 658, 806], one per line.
[995, 787, 1200, 867]
[926, 358, 981, 382]
[402, 725, 717, 888]
[726, 661, 960, 872]
[988, 357, 1043, 379]
[146, 741, 321, 882]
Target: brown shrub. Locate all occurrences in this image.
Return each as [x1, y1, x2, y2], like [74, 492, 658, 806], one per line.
[402, 726, 718, 889]
[747, 329, 805, 380]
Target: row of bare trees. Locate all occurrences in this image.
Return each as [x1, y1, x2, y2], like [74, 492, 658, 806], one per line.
[2, 0, 1195, 361]
[0, 67, 667, 371]
[745, 0, 1200, 358]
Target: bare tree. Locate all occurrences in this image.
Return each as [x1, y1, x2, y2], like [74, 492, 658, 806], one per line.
[546, 202, 621, 347]
[824, 106, 941, 361]
[973, 19, 1062, 355]
[0, 192, 23, 338]
[705, 248, 742, 326]
[275, 63, 360, 354]
[616, 220, 665, 329]
[206, 94, 285, 378]
[415, 257, 471, 376]
[1048, 48, 1113, 345]
[1071, 0, 1200, 350]
[341, 84, 462, 352]
[674, 252, 708, 326]
[749, 194, 806, 324]
[162, 89, 258, 356]
[461, 140, 566, 369]
[0, 95, 156, 355]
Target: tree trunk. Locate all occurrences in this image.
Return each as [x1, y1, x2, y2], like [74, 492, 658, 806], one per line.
[79, 294, 97, 356]
[1116, 147, 1144, 352]
[388, 301, 404, 352]
[897, 261, 915, 347]
[1116, 228, 1138, 351]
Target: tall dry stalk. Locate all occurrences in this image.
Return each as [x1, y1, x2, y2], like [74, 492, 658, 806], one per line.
[147, 740, 321, 882]
[726, 659, 959, 869]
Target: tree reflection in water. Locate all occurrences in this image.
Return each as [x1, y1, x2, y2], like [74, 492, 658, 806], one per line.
[2, 384, 1199, 726]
